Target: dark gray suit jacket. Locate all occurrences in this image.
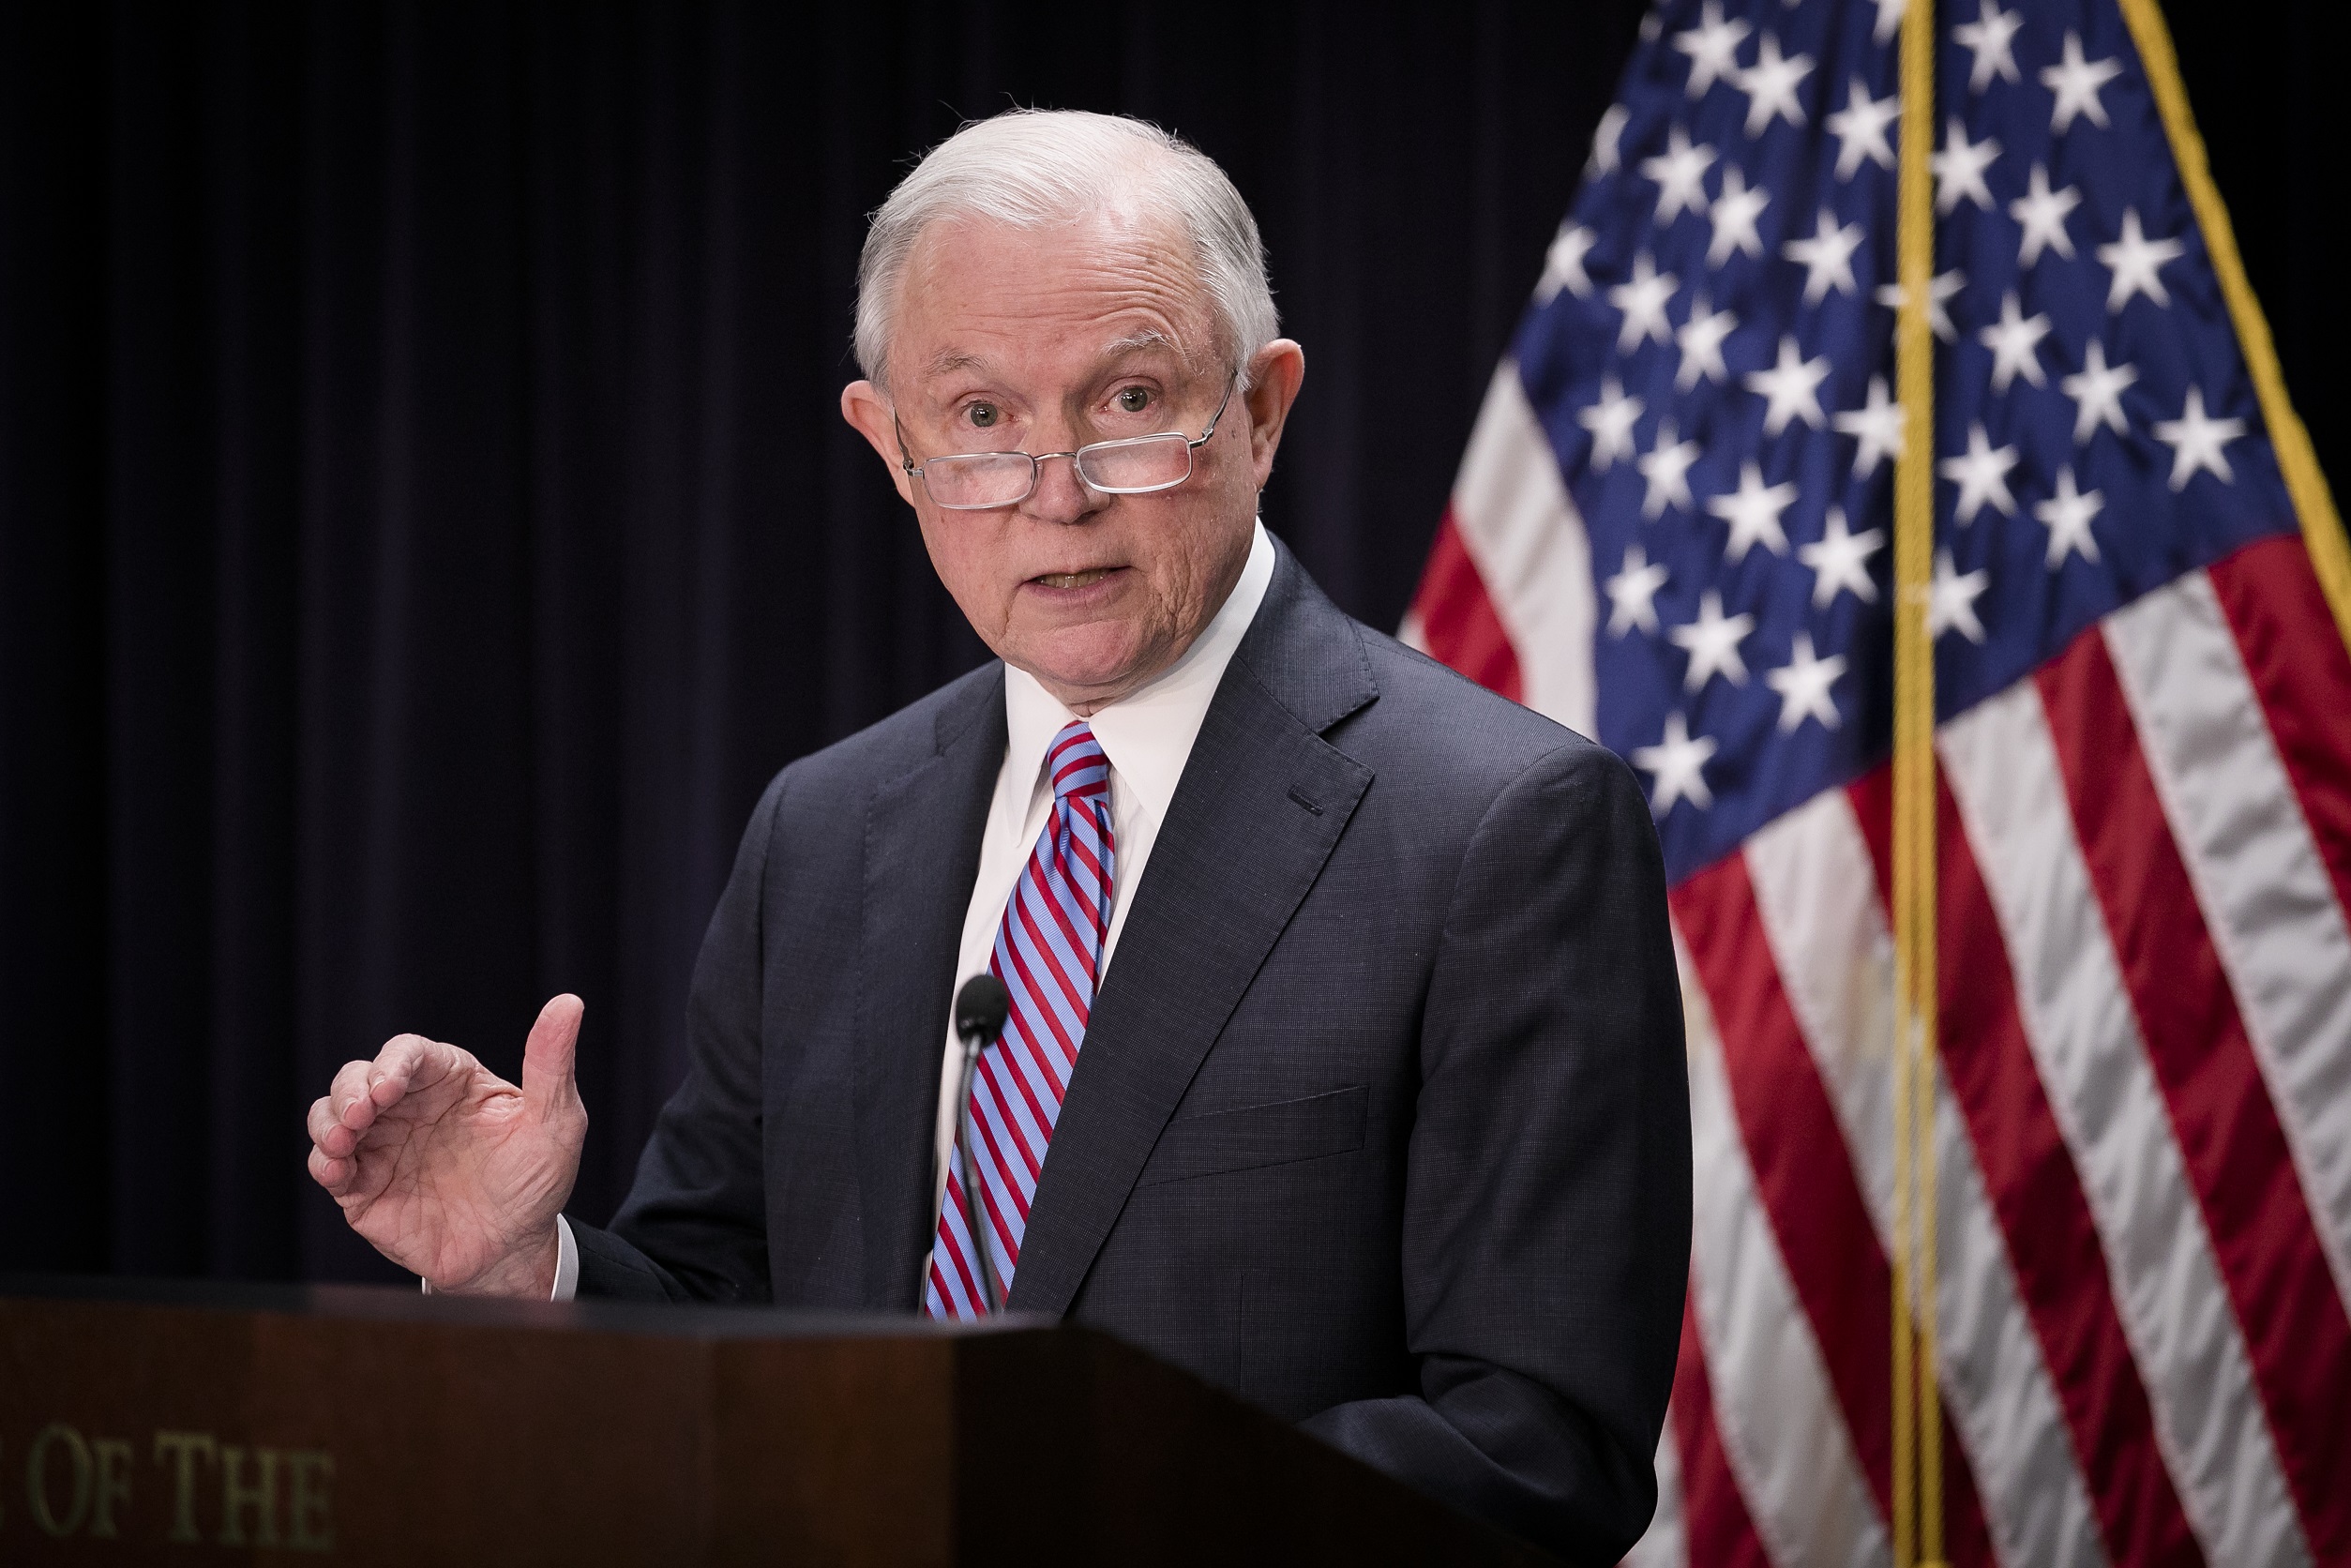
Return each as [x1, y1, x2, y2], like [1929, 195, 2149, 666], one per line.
[571, 540, 1690, 1561]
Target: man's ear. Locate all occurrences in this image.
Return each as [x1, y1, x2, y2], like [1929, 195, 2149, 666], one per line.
[840, 380, 919, 508]
[1241, 339, 1305, 487]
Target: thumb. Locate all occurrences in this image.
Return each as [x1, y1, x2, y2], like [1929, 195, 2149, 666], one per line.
[520, 993, 585, 1121]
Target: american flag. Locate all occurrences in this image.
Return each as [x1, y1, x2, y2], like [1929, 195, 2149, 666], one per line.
[1404, 1, 2351, 1563]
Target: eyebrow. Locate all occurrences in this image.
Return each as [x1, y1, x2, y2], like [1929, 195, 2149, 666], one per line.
[916, 331, 1187, 388]
[1097, 329, 1178, 359]
[923, 350, 989, 379]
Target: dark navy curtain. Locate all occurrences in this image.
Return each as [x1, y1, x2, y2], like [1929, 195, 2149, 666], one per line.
[0, 0, 2337, 1284]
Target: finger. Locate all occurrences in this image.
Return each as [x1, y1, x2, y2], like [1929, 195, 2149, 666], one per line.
[363, 1033, 440, 1103]
[332, 1041, 418, 1142]
[370, 1033, 476, 1109]
[521, 993, 585, 1123]
[308, 1094, 360, 1160]
[308, 1141, 352, 1195]
[326, 1058, 375, 1124]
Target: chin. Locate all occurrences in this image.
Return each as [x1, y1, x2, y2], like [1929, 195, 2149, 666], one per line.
[1017, 632, 1153, 702]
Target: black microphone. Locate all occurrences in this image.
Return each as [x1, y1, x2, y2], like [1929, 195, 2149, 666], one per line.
[950, 974, 1011, 1312]
[954, 974, 1009, 1049]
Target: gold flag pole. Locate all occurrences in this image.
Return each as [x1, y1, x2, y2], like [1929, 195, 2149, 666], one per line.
[1892, 0, 1943, 1564]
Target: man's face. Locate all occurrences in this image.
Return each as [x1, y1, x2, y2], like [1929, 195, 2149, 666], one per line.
[842, 209, 1304, 713]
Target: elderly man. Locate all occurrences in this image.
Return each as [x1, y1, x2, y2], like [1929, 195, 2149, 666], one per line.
[306, 109, 1688, 1560]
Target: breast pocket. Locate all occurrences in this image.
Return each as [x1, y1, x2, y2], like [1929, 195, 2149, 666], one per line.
[1135, 1085, 1368, 1189]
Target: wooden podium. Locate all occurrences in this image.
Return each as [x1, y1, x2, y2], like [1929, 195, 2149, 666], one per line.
[0, 1275, 1548, 1564]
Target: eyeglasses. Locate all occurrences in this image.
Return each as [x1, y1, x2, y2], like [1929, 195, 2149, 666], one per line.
[895, 378, 1237, 511]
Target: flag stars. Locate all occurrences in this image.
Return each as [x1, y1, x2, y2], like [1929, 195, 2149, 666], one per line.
[1641, 127, 1718, 225]
[1732, 34, 1815, 137]
[1633, 713, 1718, 816]
[1708, 167, 1771, 266]
[1831, 375, 1906, 480]
[1934, 119, 2001, 214]
[1979, 292, 2053, 393]
[1706, 460, 1801, 561]
[1871, 0, 1908, 45]
[2153, 387, 2247, 489]
[1676, 295, 1740, 390]
[2010, 165, 2082, 266]
[1941, 421, 2021, 522]
[2033, 466, 2105, 565]
[1766, 633, 1847, 731]
[1784, 208, 1866, 303]
[1826, 80, 1900, 180]
[1743, 336, 1831, 436]
[1605, 544, 1671, 636]
[1800, 506, 1885, 607]
[2099, 208, 2185, 311]
[1954, 0, 2024, 92]
[1577, 376, 1645, 471]
[1588, 105, 1630, 177]
[1929, 550, 1992, 643]
[1637, 419, 1703, 517]
[1536, 224, 1597, 303]
[2042, 31, 2123, 133]
[2061, 339, 2137, 443]
[1608, 253, 1680, 352]
[1673, 1, 1751, 97]
[1876, 268, 1967, 341]
[1669, 589, 1758, 688]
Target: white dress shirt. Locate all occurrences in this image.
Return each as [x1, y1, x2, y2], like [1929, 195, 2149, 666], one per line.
[522, 520, 1274, 1306]
[920, 521, 1274, 1294]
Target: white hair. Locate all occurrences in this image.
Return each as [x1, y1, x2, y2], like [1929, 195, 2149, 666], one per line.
[853, 110, 1278, 391]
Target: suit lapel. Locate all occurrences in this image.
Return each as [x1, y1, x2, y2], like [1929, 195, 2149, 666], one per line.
[851, 668, 1006, 1308]
[1008, 548, 1379, 1318]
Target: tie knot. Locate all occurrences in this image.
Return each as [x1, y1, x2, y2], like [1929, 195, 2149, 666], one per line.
[1045, 721, 1109, 802]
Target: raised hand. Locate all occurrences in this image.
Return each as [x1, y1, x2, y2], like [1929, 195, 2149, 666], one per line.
[307, 994, 589, 1297]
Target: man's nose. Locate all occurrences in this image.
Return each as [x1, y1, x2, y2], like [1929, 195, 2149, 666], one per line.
[1022, 445, 1107, 527]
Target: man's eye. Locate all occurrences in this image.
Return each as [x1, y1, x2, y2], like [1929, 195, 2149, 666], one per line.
[1115, 387, 1152, 415]
[967, 402, 1001, 429]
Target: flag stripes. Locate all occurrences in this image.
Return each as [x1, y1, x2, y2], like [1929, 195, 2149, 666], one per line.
[2039, 630, 2351, 1562]
[1744, 794, 2113, 1568]
[1406, 362, 1598, 735]
[1670, 1300, 1773, 1568]
[1680, 923, 1890, 1568]
[2206, 540, 2351, 944]
[1678, 852, 1999, 1565]
[2105, 575, 2351, 1313]
[1942, 677, 2310, 1567]
[1922, 766, 2208, 1568]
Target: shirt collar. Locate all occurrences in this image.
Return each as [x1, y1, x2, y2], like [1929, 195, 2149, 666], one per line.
[1002, 519, 1276, 828]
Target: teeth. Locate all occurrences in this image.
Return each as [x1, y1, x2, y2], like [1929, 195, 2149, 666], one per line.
[1038, 569, 1110, 589]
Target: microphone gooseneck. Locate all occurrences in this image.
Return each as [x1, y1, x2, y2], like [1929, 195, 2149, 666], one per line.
[950, 973, 1011, 1312]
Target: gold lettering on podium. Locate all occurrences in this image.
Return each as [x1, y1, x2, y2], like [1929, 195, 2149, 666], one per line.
[26, 1423, 93, 1536]
[153, 1430, 217, 1544]
[90, 1438, 133, 1539]
[218, 1445, 279, 1548]
[287, 1449, 335, 1551]
[5, 1425, 331, 1549]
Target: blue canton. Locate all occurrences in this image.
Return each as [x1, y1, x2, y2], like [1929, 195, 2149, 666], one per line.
[1515, 0, 2297, 886]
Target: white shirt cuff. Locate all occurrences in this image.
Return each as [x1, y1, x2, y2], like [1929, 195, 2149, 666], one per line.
[551, 1214, 580, 1301]
[416, 1214, 579, 1303]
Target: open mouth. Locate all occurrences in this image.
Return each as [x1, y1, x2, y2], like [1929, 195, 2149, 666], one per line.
[1032, 568, 1118, 590]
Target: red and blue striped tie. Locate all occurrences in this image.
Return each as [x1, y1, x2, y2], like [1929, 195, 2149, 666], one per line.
[926, 720, 1115, 1319]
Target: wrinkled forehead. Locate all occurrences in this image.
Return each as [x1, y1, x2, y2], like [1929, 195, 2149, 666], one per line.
[889, 208, 1222, 394]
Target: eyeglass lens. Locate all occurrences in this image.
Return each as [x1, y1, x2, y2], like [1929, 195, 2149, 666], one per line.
[922, 432, 1194, 509]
